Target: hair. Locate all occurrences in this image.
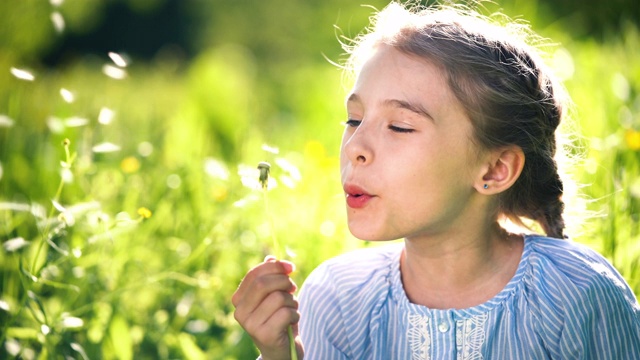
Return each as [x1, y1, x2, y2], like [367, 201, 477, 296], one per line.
[343, 2, 574, 239]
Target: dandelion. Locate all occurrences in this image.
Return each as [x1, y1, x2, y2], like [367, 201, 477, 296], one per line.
[120, 156, 141, 173]
[137, 207, 152, 219]
[256, 161, 297, 360]
[625, 129, 640, 150]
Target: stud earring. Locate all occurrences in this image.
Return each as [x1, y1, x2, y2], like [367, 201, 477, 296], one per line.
[483, 184, 489, 189]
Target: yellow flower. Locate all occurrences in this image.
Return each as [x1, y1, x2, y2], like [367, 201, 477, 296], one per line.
[625, 129, 640, 150]
[121, 156, 141, 173]
[137, 207, 152, 219]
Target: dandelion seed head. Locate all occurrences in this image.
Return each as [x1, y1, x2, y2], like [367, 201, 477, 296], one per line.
[61, 168, 73, 183]
[72, 266, 85, 278]
[51, 11, 65, 33]
[108, 52, 129, 67]
[98, 107, 115, 125]
[167, 174, 181, 189]
[92, 142, 121, 153]
[102, 64, 127, 79]
[138, 141, 154, 157]
[10, 67, 35, 81]
[60, 88, 75, 103]
[320, 220, 337, 237]
[47, 116, 65, 133]
[0, 115, 14, 127]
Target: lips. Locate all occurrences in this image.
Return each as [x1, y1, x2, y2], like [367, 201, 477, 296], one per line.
[344, 184, 374, 209]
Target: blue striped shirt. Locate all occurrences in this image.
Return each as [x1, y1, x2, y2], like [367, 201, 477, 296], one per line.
[298, 235, 640, 359]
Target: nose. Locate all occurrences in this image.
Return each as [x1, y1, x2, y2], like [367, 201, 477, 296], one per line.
[342, 124, 373, 165]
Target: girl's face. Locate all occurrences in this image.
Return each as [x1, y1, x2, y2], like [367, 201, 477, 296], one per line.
[340, 45, 487, 242]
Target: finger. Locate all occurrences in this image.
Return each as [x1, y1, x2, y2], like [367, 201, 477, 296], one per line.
[239, 291, 298, 332]
[233, 273, 297, 322]
[232, 260, 296, 306]
[252, 307, 301, 347]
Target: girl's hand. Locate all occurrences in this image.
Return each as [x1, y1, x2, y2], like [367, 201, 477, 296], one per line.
[232, 256, 303, 360]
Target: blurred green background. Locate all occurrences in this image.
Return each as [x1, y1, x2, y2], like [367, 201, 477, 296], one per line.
[0, 0, 639, 358]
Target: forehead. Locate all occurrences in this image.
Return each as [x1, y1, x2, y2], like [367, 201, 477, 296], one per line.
[348, 45, 465, 119]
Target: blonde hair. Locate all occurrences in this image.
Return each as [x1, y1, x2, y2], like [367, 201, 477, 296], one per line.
[344, 2, 576, 238]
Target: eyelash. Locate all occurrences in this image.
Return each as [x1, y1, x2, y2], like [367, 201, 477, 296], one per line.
[344, 119, 415, 134]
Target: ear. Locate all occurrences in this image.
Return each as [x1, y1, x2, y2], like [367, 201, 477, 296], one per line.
[474, 146, 525, 194]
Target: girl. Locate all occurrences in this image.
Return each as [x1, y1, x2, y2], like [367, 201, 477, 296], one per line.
[232, 2, 640, 359]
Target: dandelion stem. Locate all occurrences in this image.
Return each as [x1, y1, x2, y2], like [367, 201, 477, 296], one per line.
[31, 139, 71, 275]
[257, 161, 298, 360]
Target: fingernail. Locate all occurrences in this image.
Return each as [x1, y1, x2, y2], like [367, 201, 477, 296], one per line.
[264, 255, 276, 262]
[280, 260, 296, 274]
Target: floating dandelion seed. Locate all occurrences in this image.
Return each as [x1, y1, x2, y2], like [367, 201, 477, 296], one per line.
[10, 67, 35, 81]
[0, 115, 14, 127]
[98, 107, 115, 124]
[60, 88, 75, 103]
[261, 144, 280, 154]
[204, 157, 229, 180]
[102, 64, 127, 79]
[64, 116, 88, 127]
[92, 142, 121, 153]
[108, 52, 129, 67]
[3, 237, 30, 252]
[51, 11, 65, 33]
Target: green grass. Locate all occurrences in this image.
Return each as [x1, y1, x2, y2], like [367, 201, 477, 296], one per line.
[1, 14, 639, 360]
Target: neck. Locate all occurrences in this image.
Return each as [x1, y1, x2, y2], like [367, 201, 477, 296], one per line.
[400, 223, 523, 309]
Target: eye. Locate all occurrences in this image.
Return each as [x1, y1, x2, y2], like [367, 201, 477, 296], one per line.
[344, 119, 362, 128]
[388, 125, 415, 133]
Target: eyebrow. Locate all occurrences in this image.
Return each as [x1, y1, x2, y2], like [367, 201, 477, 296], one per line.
[346, 93, 433, 120]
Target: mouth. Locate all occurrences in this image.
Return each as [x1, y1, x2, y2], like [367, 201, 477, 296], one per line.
[344, 184, 374, 209]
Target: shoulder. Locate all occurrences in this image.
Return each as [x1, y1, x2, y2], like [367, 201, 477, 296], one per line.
[524, 235, 638, 304]
[522, 235, 640, 355]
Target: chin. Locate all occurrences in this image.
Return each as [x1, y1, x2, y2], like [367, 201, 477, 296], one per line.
[348, 226, 399, 242]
